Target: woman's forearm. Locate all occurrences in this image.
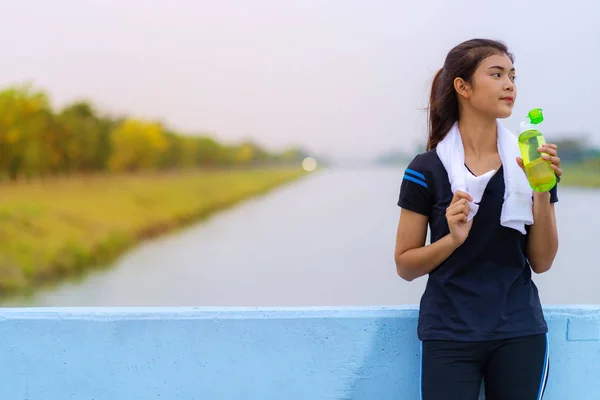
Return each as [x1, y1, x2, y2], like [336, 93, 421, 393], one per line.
[396, 234, 460, 281]
[527, 191, 558, 274]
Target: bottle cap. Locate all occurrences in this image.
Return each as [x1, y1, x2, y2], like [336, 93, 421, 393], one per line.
[527, 108, 544, 124]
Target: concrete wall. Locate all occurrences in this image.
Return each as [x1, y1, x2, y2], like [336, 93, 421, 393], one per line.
[0, 306, 598, 399]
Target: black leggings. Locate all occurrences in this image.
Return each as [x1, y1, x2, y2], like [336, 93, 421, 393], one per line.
[420, 333, 549, 400]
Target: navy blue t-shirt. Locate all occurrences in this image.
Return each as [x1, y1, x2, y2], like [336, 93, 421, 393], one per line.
[397, 150, 558, 342]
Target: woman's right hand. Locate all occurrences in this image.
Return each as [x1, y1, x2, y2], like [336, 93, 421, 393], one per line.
[446, 191, 473, 247]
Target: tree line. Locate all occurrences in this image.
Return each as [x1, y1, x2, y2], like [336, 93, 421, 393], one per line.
[546, 136, 600, 167]
[0, 84, 309, 181]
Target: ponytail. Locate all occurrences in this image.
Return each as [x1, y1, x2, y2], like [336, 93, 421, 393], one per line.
[426, 68, 459, 151]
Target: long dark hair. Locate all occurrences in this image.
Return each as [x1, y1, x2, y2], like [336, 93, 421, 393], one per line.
[426, 39, 514, 151]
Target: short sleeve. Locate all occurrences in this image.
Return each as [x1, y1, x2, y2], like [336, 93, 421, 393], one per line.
[550, 182, 558, 203]
[397, 154, 432, 216]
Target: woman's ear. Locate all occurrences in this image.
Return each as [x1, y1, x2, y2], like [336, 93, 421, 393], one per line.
[454, 77, 470, 99]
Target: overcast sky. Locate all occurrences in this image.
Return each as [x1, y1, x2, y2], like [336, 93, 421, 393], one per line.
[1, 0, 599, 160]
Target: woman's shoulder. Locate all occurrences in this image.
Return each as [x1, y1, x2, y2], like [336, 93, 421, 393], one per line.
[399, 149, 445, 196]
[405, 149, 444, 176]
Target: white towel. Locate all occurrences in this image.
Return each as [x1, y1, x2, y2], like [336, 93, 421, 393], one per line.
[436, 121, 533, 234]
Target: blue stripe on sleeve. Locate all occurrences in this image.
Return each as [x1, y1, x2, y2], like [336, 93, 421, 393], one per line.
[405, 168, 426, 181]
[403, 174, 427, 188]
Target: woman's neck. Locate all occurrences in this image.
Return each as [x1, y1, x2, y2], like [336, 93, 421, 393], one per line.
[457, 109, 498, 159]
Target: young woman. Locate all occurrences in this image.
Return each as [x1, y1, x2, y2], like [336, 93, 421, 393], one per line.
[394, 39, 561, 400]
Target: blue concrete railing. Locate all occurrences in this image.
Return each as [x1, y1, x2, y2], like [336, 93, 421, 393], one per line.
[0, 306, 598, 399]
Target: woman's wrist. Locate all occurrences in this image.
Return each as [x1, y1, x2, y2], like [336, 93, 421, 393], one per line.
[533, 191, 551, 203]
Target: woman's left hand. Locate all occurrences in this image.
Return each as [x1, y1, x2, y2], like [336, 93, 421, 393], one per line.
[539, 143, 562, 179]
[516, 143, 562, 180]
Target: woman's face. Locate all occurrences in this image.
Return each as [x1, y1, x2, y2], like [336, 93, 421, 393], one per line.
[463, 53, 517, 119]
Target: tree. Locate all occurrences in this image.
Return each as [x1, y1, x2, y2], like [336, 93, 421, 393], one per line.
[0, 85, 53, 180]
[196, 136, 223, 166]
[108, 119, 169, 172]
[56, 101, 112, 173]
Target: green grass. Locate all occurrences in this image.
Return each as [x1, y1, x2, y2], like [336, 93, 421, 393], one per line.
[560, 163, 600, 188]
[0, 167, 307, 294]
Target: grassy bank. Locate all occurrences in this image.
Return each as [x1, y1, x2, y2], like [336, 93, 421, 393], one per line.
[0, 168, 307, 295]
[560, 164, 600, 188]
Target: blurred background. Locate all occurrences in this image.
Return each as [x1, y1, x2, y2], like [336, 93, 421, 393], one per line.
[0, 0, 598, 307]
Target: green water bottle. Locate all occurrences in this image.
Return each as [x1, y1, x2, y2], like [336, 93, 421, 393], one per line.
[517, 108, 557, 192]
